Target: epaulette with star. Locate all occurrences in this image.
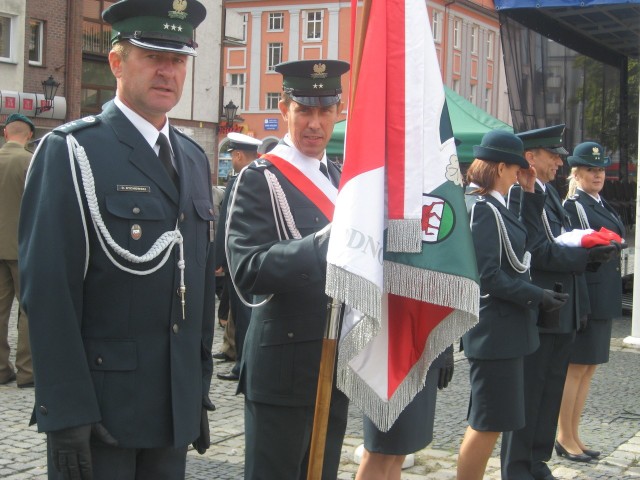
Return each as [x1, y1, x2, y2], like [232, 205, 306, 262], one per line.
[53, 115, 101, 134]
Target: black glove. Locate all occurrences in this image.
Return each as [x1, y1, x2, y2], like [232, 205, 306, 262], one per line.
[540, 289, 569, 312]
[313, 223, 331, 262]
[578, 315, 588, 332]
[49, 423, 118, 480]
[192, 407, 210, 455]
[587, 244, 617, 264]
[437, 346, 454, 390]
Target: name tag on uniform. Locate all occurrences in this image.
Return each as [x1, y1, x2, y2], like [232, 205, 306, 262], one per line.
[117, 185, 151, 193]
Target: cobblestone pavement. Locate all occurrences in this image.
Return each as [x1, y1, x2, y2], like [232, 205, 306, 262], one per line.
[2, 301, 640, 479]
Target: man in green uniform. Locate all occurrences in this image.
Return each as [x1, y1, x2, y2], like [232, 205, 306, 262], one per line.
[226, 59, 350, 479]
[0, 114, 34, 388]
[18, 1, 215, 478]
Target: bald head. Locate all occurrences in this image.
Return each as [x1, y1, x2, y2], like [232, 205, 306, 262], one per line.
[4, 121, 33, 145]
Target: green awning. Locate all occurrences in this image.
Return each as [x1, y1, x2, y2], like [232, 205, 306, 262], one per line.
[327, 87, 513, 163]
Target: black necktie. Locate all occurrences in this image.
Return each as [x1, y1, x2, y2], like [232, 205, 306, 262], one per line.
[319, 162, 330, 180]
[157, 133, 179, 188]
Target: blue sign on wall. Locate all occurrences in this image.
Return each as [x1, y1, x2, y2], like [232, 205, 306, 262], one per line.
[264, 118, 279, 131]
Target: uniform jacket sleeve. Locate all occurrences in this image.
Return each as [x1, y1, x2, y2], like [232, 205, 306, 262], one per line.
[19, 132, 102, 432]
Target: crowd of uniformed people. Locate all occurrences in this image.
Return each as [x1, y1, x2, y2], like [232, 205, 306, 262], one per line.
[6, 0, 628, 479]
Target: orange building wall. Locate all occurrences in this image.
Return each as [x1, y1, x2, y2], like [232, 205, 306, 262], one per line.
[221, 0, 499, 150]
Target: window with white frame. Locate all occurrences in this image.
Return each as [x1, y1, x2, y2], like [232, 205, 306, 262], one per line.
[266, 92, 280, 110]
[486, 31, 494, 60]
[267, 43, 283, 71]
[453, 79, 460, 94]
[241, 13, 248, 43]
[304, 10, 323, 41]
[485, 88, 492, 109]
[471, 25, 479, 54]
[453, 19, 461, 50]
[0, 14, 15, 61]
[29, 20, 44, 65]
[432, 11, 442, 43]
[231, 73, 245, 108]
[268, 12, 284, 32]
[469, 84, 477, 105]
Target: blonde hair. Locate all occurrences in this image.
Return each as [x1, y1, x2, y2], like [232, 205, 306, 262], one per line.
[565, 166, 579, 199]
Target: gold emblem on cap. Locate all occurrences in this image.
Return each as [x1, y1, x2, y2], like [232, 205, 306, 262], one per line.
[131, 224, 142, 240]
[592, 146, 600, 160]
[311, 63, 328, 79]
[169, 0, 188, 19]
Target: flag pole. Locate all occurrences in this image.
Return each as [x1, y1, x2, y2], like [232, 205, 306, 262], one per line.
[307, 2, 370, 477]
[306, 298, 342, 480]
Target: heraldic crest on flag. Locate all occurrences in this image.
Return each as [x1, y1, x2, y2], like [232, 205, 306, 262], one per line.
[325, 0, 480, 431]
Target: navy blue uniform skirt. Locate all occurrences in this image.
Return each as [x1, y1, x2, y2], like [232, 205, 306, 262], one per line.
[467, 356, 525, 432]
[570, 317, 612, 365]
[363, 364, 439, 455]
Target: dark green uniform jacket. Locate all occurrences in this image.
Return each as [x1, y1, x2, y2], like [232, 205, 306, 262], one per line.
[19, 101, 215, 448]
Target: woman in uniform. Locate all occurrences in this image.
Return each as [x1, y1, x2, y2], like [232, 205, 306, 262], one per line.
[456, 130, 567, 479]
[556, 142, 626, 461]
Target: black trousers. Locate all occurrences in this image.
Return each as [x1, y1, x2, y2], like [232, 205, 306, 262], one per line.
[244, 389, 349, 480]
[501, 332, 575, 480]
[47, 440, 188, 480]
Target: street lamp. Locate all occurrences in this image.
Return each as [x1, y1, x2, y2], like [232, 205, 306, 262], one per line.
[224, 100, 238, 127]
[35, 75, 60, 115]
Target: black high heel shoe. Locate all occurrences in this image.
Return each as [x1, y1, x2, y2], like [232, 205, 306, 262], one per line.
[554, 441, 591, 463]
[582, 448, 601, 458]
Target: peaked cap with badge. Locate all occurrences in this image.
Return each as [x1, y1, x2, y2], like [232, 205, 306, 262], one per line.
[102, 0, 206, 56]
[567, 141, 611, 168]
[4, 113, 35, 133]
[226, 132, 263, 152]
[275, 59, 350, 107]
[473, 130, 529, 168]
[516, 124, 569, 155]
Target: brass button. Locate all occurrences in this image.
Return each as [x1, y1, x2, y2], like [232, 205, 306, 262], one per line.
[180, 213, 185, 222]
[173, 324, 179, 334]
[132, 207, 141, 214]
[39, 405, 48, 415]
[95, 356, 103, 366]
[209, 208, 214, 215]
[287, 332, 294, 338]
[301, 273, 309, 280]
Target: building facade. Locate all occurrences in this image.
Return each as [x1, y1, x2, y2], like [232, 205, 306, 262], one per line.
[0, 0, 222, 176]
[220, 0, 509, 167]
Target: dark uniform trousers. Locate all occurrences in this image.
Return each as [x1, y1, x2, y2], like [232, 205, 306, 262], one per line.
[244, 387, 349, 480]
[501, 332, 574, 479]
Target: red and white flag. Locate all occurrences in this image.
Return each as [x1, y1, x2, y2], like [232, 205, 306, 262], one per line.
[326, 0, 479, 431]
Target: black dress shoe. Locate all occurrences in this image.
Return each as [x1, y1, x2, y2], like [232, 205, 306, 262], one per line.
[217, 371, 239, 381]
[17, 382, 34, 389]
[212, 352, 233, 362]
[582, 448, 601, 458]
[554, 441, 591, 462]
